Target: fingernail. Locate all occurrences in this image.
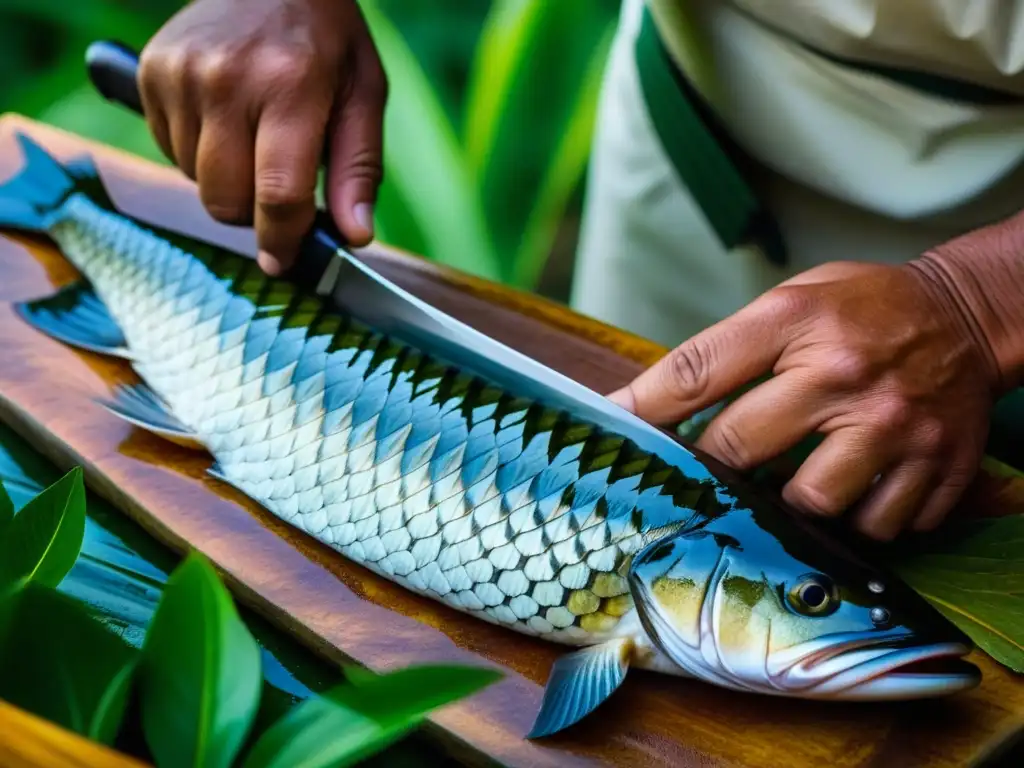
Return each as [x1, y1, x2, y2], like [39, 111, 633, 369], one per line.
[607, 388, 635, 413]
[257, 251, 282, 276]
[354, 203, 374, 238]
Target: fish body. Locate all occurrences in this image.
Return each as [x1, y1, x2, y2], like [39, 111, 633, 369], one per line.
[0, 134, 981, 738]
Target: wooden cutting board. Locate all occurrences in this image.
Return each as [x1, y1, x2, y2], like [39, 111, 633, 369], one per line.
[0, 113, 1022, 768]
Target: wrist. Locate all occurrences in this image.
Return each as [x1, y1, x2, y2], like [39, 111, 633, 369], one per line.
[910, 209, 1024, 394]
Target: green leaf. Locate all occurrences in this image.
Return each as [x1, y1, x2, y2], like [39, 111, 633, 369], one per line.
[359, 0, 502, 282]
[0, 582, 138, 744]
[463, 0, 617, 286]
[0, 465, 86, 590]
[243, 664, 502, 768]
[140, 551, 263, 768]
[510, 25, 614, 288]
[0, 479, 13, 526]
[892, 515, 1024, 673]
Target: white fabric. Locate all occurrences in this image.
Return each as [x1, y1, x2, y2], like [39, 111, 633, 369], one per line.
[647, 0, 1024, 224]
[569, 0, 1024, 349]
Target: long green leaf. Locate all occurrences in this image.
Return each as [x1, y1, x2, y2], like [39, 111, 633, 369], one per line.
[243, 665, 501, 768]
[359, 0, 502, 281]
[463, 0, 617, 285]
[890, 515, 1024, 672]
[511, 24, 614, 288]
[0, 465, 86, 590]
[0, 480, 12, 526]
[140, 551, 262, 768]
[0, 582, 138, 744]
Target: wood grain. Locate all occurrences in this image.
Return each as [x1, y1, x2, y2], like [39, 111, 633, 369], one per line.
[0, 114, 1023, 768]
[0, 700, 150, 768]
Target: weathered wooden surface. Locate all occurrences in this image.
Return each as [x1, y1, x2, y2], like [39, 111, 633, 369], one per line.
[0, 114, 1023, 768]
[0, 700, 150, 768]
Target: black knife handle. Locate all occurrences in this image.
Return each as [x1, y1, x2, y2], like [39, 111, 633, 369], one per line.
[85, 41, 144, 115]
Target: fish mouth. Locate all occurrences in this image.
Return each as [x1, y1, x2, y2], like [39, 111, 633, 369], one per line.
[777, 633, 981, 700]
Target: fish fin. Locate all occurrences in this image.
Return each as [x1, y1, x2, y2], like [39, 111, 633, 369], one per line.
[0, 132, 79, 232]
[206, 462, 246, 493]
[527, 637, 634, 739]
[98, 383, 206, 451]
[14, 280, 130, 359]
[61, 152, 117, 211]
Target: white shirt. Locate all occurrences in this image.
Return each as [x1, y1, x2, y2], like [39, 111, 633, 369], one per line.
[647, 0, 1024, 226]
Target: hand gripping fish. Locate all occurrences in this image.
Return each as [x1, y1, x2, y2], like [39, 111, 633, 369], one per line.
[0, 50, 980, 739]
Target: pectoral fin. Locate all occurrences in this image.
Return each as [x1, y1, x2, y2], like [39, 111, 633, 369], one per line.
[527, 637, 634, 739]
[15, 281, 130, 359]
[98, 382, 204, 450]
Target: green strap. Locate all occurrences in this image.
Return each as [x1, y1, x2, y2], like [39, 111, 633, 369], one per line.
[634, 8, 787, 266]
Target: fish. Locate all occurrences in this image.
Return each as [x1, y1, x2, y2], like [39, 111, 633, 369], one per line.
[0, 132, 981, 739]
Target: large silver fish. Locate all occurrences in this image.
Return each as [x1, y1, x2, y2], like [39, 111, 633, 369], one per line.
[0, 133, 981, 738]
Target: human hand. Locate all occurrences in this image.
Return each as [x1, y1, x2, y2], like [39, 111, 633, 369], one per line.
[138, 0, 387, 275]
[608, 259, 1004, 541]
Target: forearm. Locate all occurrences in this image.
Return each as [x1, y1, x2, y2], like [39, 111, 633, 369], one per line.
[911, 208, 1024, 395]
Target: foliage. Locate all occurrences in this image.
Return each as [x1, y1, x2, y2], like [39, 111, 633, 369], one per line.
[0, 466, 86, 592]
[1, 0, 620, 294]
[0, 470, 501, 767]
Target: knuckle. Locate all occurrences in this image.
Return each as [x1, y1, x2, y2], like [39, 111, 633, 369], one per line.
[764, 284, 814, 320]
[824, 349, 876, 387]
[256, 169, 313, 213]
[253, 46, 318, 87]
[150, 45, 198, 82]
[707, 421, 754, 470]
[913, 416, 948, 455]
[664, 341, 713, 402]
[196, 49, 241, 93]
[341, 147, 384, 183]
[872, 393, 914, 433]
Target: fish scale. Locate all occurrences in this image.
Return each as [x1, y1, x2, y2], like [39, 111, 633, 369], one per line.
[40, 192, 724, 644]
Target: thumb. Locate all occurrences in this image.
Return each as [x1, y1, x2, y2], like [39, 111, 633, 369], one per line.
[326, 44, 387, 247]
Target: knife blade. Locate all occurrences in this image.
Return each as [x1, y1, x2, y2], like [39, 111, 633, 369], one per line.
[82, 40, 693, 465]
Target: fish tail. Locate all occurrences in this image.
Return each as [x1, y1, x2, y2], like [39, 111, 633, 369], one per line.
[0, 131, 115, 233]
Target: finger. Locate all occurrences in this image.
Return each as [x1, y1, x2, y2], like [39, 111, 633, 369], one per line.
[607, 291, 802, 424]
[694, 368, 831, 471]
[162, 68, 200, 179]
[325, 24, 387, 247]
[137, 54, 175, 164]
[850, 461, 934, 541]
[253, 102, 331, 275]
[782, 427, 893, 518]
[195, 114, 256, 226]
[911, 464, 975, 532]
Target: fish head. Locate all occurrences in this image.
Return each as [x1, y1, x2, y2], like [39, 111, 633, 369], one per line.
[627, 501, 981, 701]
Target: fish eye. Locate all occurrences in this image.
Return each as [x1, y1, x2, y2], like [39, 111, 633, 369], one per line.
[870, 607, 891, 627]
[786, 574, 839, 617]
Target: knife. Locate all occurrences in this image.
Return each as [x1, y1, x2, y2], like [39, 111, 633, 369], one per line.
[82, 40, 699, 468]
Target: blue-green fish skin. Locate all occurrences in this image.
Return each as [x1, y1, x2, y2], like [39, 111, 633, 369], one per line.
[0, 133, 982, 738]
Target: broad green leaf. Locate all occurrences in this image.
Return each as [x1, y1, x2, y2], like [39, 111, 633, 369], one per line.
[0, 582, 138, 744]
[0, 465, 86, 590]
[360, 0, 502, 282]
[892, 514, 1024, 673]
[511, 24, 614, 288]
[463, 0, 617, 286]
[140, 551, 262, 768]
[0, 479, 12, 526]
[243, 665, 502, 768]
